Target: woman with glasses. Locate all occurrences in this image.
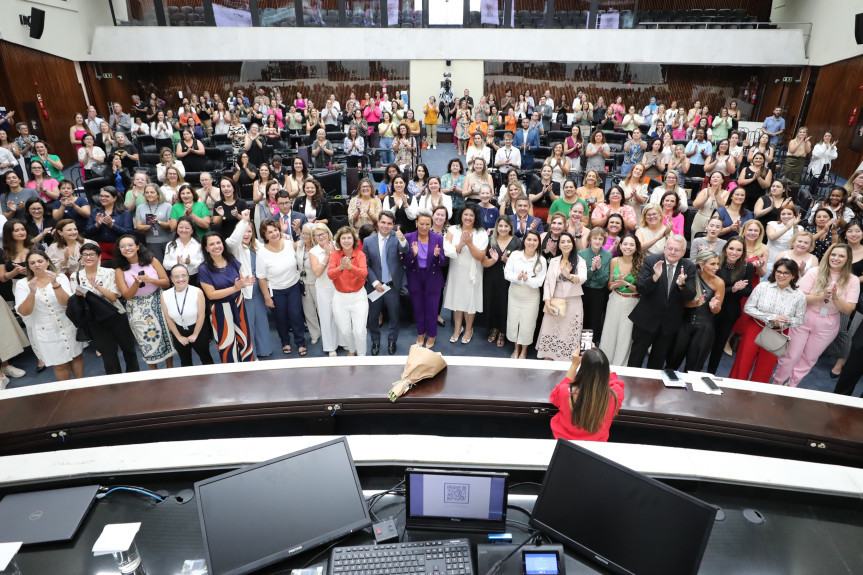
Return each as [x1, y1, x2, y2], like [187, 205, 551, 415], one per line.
[728, 258, 806, 382]
[773, 243, 858, 386]
[113, 234, 175, 369]
[70, 242, 139, 374]
[161, 264, 214, 367]
[85, 186, 133, 265]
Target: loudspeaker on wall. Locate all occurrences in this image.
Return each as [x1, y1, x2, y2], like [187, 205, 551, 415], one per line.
[29, 7, 45, 40]
[856, 12, 863, 45]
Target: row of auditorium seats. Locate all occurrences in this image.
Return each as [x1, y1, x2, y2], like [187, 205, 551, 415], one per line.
[125, 7, 761, 29]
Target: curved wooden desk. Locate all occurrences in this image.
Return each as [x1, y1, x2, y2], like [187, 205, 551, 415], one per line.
[1, 358, 862, 464]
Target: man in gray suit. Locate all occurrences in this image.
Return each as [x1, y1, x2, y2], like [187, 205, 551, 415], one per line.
[362, 211, 409, 355]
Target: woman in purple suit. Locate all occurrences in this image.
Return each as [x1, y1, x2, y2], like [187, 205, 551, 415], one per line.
[402, 209, 447, 349]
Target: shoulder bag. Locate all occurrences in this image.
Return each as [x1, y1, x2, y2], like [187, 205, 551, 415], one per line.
[753, 319, 790, 357]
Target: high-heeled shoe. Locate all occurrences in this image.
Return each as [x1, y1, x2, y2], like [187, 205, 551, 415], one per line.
[449, 328, 463, 343]
[461, 330, 473, 344]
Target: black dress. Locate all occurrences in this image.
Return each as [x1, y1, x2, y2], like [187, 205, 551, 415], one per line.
[669, 279, 717, 373]
[740, 167, 769, 212]
[707, 262, 754, 374]
[481, 237, 521, 335]
[25, 217, 58, 248]
[179, 139, 207, 172]
[213, 198, 249, 239]
[528, 179, 560, 209]
[755, 194, 781, 242]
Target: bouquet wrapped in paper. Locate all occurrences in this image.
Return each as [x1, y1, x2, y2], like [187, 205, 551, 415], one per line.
[388, 345, 448, 402]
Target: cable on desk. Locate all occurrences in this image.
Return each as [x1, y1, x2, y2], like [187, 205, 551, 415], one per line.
[505, 503, 534, 519]
[507, 481, 543, 491]
[96, 486, 165, 502]
[365, 479, 406, 524]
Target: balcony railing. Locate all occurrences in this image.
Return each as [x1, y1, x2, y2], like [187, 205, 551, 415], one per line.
[111, 1, 780, 31]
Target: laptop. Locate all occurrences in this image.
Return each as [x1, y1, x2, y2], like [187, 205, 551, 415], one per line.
[0, 485, 99, 545]
[405, 468, 508, 533]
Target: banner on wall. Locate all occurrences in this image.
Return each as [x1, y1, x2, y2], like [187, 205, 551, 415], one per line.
[598, 12, 620, 29]
[388, 0, 399, 26]
[481, 0, 498, 25]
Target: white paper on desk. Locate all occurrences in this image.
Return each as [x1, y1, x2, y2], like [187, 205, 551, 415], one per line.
[0, 542, 22, 571]
[368, 284, 391, 302]
[689, 375, 723, 395]
[92, 522, 141, 556]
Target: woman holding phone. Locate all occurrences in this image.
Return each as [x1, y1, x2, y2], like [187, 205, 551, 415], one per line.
[549, 347, 626, 442]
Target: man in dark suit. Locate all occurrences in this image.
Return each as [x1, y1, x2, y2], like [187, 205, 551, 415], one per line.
[834, 291, 863, 396]
[362, 211, 409, 355]
[269, 190, 307, 242]
[512, 116, 540, 171]
[627, 235, 697, 369]
[509, 197, 544, 239]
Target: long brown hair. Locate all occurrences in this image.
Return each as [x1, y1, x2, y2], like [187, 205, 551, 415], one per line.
[569, 348, 618, 433]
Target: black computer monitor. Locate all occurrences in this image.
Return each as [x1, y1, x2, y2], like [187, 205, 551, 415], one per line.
[194, 438, 371, 575]
[529, 440, 716, 575]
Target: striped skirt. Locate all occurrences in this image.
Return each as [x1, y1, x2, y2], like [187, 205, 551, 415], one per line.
[209, 294, 256, 363]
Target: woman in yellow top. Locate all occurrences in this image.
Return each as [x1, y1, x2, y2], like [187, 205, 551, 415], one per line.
[348, 178, 382, 230]
[423, 96, 439, 149]
[378, 111, 397, 165]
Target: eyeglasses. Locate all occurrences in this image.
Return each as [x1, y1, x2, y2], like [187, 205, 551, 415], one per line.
[774, 270, 792, 276]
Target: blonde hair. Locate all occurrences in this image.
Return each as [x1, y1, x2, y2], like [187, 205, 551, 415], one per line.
[742, 220, 767, 257]
[639, 203, 661, 228]
[814, 243, 852, 299]
[789, 230, 815, 253]
[311, 222, 332, 246]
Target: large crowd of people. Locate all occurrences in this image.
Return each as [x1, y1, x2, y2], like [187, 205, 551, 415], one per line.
[1, 84, 862, 400]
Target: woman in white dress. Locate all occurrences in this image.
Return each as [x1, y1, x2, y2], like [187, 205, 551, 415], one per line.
[504, 229, 548, 359]
[443, 204, 489, 345]
[14, 250, 85, 381]
[308, 223, 342, 357]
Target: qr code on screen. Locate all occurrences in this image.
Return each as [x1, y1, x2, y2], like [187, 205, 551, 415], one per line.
[444, 483, 470, 504]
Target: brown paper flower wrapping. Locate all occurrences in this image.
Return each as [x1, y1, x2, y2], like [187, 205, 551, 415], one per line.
[388, 345, 448, 402]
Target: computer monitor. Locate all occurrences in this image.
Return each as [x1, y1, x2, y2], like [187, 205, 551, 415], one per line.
[194, 438, 371, 575]
[529, 440, 716, 575]
[405, 468, 508, 532]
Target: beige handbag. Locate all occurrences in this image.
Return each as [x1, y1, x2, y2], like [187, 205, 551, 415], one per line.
[753, 320, 790, 358]
[548, 297, 568, 317]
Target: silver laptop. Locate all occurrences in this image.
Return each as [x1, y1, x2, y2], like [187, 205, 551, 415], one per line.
[0, 485, 99, 545]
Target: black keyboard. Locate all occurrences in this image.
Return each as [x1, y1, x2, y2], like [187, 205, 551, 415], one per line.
[329, 539, 473, 575]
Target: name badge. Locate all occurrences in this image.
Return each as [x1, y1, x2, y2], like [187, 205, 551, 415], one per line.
[820, 306, 829, 317]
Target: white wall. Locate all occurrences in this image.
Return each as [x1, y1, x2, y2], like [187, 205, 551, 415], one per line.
[87, 27, 809, 65]
[410, 60, 484, 115]
[771, 0, 863, 66]
[0, 0, 114, 61]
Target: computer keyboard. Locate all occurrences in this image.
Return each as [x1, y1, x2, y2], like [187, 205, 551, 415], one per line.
[329, 538, 474, 575]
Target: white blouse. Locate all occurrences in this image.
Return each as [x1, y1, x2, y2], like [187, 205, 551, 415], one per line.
[256, 237, 301, 291]
[503, 251, 548, 289]
[162, 285, 203, 329]
[70, 266, 126, 313]
[163, 237, 204, 276]
[225, 219, 254, 299]
[744, 281, 807, 329]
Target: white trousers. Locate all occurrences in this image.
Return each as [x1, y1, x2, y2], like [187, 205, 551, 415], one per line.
[333, 290, 369, 356]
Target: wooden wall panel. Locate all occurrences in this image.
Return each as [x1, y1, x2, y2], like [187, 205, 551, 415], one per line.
[485, 63, 762, 123]
[86, 61, 410, 114]
[755, 66, 810, 140]
[0, 41, 88, 165]
[802, 55, 863, 179]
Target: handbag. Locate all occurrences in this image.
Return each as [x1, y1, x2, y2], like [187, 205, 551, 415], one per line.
[753, 320, 790, 358]
[549, 297, 568, 317]
[89, 161, 109, 178]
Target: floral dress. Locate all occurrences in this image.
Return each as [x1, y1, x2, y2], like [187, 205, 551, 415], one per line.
[456, 109, 471, 141]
